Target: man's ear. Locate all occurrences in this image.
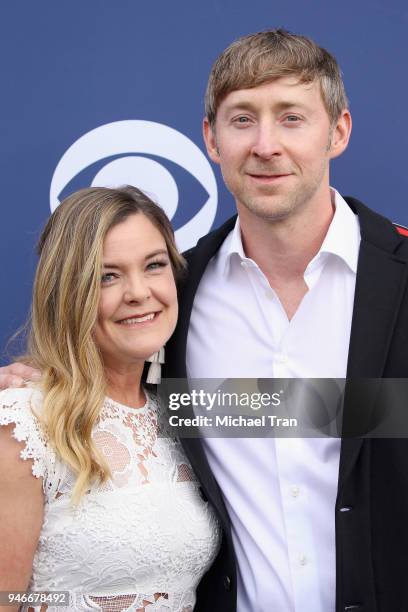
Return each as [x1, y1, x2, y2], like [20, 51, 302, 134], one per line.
[203, 117, 220, 164]
[329, 109, 352, 160]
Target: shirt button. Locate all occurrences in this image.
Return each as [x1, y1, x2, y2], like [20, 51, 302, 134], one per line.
[290, 485, 300, 498]
[240, 260, 249, 268]
[275, 353, 287, 364]
[298, 554, 308, 566]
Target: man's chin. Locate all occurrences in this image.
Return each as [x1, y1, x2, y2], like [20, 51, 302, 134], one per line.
[238, 196, 296, 223]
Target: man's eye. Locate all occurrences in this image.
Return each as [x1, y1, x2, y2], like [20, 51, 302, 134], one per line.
[233, 116, 250, 124]
[285, 115, 301, 122]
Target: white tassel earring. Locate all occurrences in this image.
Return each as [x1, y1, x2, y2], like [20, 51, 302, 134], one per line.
[146, 346, 165, 384]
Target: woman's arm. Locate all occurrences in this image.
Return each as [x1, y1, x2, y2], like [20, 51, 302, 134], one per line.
[0, 424, 44, 612]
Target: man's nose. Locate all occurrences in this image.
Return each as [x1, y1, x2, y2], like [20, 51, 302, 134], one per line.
[124, 274, 152, 303]
[251, 121, 283, 159]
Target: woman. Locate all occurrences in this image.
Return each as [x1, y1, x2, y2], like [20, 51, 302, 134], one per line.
[0, 186, 220, 612]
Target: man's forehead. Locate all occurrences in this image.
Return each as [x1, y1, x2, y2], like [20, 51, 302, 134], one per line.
[221, 76, 321, 107]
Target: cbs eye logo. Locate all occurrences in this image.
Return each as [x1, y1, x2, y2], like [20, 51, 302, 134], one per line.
[49, 120, 218, 251]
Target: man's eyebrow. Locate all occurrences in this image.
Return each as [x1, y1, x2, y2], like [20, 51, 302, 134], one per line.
[223, 99, 311, 113]
[222, 101, 258, 114]
[273, 100, 311, 112]
[102, 249, 169, 268]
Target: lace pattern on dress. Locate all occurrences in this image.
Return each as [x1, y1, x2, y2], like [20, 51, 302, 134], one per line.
[0, 387, 51, 480]
[0, 387, 221, 612]
[25, 591, 194, 612]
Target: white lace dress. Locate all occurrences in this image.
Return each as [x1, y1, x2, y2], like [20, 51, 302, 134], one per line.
[0, 386, 221, 612]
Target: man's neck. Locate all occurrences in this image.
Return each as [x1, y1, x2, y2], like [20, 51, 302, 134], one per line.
[238, 192, 335, 285]
[237, 191, 335, 321]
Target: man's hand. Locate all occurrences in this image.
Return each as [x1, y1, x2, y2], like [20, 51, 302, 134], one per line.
[0, 363, 41, 390]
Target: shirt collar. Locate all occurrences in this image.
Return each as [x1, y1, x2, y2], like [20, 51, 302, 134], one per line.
[316, 188, 360, 274]
[219, 187, 360, 277]
[218, 215, 247, 277]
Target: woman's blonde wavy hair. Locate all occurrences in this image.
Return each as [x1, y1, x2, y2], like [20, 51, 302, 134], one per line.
[26, 185, 185, 504]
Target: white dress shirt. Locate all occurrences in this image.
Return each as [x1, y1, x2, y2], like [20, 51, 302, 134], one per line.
[186, 189, 361, 612]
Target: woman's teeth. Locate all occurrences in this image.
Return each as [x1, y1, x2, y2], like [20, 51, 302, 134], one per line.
[119, 313, 155, 324]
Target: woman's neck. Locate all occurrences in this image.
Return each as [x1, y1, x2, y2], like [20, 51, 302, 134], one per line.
[104, 362, 145, 408]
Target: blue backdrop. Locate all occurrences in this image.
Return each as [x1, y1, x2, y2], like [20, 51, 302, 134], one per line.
[1, 0, 407, 362]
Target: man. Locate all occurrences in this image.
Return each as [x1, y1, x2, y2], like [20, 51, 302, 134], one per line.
[3, 29, 408, 612]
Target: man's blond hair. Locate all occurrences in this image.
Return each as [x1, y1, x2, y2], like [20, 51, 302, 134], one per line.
[205, 29, 348, 126]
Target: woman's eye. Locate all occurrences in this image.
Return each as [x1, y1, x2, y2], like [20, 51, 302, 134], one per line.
[101, 272, 116, 284]
[147, 260, 169, 271]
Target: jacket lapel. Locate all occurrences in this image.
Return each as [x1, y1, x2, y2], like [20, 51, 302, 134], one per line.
[165, 216, 237, 378]
[164, 216, 237, 524]
[339, 197, 408, 489]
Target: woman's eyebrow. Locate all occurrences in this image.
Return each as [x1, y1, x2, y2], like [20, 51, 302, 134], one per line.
[144, 249, 169, 260]
[102, 249, 168, 269]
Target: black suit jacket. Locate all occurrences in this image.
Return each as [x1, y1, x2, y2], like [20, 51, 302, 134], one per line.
[165, 197, 408, 612]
